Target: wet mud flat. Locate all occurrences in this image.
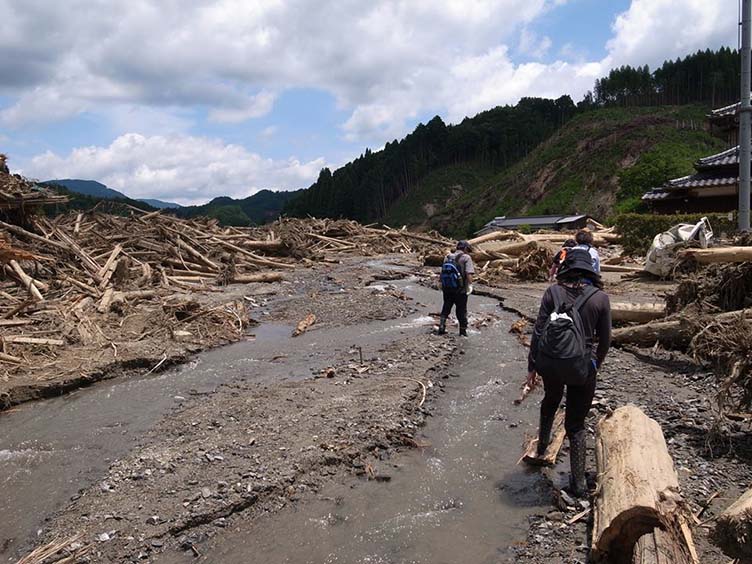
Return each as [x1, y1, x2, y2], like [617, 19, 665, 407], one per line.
[3, 256, 547, 562]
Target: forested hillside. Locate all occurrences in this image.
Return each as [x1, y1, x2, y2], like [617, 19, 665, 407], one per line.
[284, 48, 741, 231]
[284, 96, 577, 222]
[423, 105, 726, 237]
[171, 189, 301, 226]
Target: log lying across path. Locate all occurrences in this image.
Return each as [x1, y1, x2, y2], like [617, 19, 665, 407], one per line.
[610, 302, 666, 324]
[711, 488, 752, 560]
[592, 405, 697, 564]
[611, 308, 752, 348]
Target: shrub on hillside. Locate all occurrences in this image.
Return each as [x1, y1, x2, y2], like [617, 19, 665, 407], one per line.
[615, 213, 737, 255]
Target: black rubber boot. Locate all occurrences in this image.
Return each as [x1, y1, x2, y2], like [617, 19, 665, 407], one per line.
[437, 317, 447, 335]
[568, 430, 588, 497]
[536, 413, 556, 457]
[459, 326, 467, 337]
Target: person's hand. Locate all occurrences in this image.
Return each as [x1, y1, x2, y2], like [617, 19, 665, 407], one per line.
[526, 370, 538, 389]
[466, 284, 473, 295]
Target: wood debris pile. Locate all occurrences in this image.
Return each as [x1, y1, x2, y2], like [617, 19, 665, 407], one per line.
[666, 262, 752, 314]
[263, 217, 452, 258]
[513, 244, 556, 281]
[0, 206, 454, 400]
[0, 170, 68, 211]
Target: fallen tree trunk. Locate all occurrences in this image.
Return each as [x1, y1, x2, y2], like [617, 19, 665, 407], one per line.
[230, 273, 284, 284]
[478, 240, 537, 257]
[592, 405, 696, 564]
[522, 233, 616, 247]
[711, 488, 752, 560]
[467, 230, 522, 246]
[601, 264, 644, 273]
[8, 260, 45, 302]
[611, 303, 666, 324]
[612, 308, 752, 348]
[680, 246, 752, 265]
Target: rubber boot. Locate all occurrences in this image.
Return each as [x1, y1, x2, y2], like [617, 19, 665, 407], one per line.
[437, 316, 447, 335]
[536, 412, 556, 457]
[459, 326, 468, 337]
[568, 430, 588, 497]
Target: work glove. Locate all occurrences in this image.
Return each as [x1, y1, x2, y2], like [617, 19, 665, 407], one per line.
[466, 284, 473, 295]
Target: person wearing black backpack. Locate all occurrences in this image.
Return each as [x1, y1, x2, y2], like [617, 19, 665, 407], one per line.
[438, 240, 475, 336]
[526, 248, 611, 496]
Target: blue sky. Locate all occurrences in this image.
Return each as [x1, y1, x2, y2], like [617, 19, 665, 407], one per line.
[0, 0, 737, 205]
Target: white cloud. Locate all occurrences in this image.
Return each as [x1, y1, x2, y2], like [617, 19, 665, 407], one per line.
[518, 28, 553, 60]
[24, 134, 325, 205]
[0, 0, 568, 137]
[606, 0, 735, 69]
[2, 0, 742, 200]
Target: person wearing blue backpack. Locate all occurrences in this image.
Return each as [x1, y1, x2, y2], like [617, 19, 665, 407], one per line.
[526, 248, 611, 496]
[438, 240, 475, 336]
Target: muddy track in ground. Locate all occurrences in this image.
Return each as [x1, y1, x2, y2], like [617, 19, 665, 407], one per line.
[4, 256, 535, 562]
[3, 258, 750, 563]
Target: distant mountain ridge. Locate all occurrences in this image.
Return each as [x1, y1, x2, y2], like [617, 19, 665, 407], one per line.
[48, 179, 127, 200]
[137, 198, 182, 209]
[44, 178, 296, 226]
[171, 189, 303, 226]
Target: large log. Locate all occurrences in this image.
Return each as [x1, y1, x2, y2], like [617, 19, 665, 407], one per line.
[601, 264, 644, 273]
[611, 303, 666, 324]
[592, 405, 696, 564]
[611, 308, 752, 348]
[680, 246, 752, 264]
[467, 230, 522, 246]
[522, 233, 616, 247]
[711, 488, 752, 560]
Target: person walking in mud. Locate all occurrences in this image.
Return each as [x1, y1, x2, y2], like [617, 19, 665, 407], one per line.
[548, 238, 576, 281]
[438, 240, 475, 336]
[574, 229, 601, 273]
[526, 248, 611, 496]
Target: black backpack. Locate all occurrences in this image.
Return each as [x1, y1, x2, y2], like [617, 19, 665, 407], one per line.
[440, 254, 463, 291]
[535, 285, 598, 385]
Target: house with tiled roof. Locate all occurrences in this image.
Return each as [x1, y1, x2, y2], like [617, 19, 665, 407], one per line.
[642, 103, 742, 213]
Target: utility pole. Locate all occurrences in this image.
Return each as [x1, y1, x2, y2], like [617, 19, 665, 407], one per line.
[740, 0, 751, 231]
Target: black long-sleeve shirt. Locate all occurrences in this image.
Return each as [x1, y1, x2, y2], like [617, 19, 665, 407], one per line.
[527, 283, 612, 373]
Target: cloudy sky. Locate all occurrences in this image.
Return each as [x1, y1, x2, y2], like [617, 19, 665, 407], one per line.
[0, 0, 737, 205]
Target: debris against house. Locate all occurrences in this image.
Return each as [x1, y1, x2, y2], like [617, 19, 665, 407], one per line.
[592, 405, 697, 564]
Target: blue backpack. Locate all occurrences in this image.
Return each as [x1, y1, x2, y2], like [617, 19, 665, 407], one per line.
[440, 255, 463, 290]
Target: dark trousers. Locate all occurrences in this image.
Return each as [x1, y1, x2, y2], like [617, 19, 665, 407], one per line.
[540, 366, 596, 436]
[441, 289, 468, 328]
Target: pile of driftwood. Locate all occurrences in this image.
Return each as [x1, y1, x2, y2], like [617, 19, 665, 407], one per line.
[0, 171, 68, 212]
[266, 217, 451, 259]
[0, 205, 455, 379]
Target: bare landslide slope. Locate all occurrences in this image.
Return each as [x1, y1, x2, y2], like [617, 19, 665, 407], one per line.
[425, 105, 725, 236]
